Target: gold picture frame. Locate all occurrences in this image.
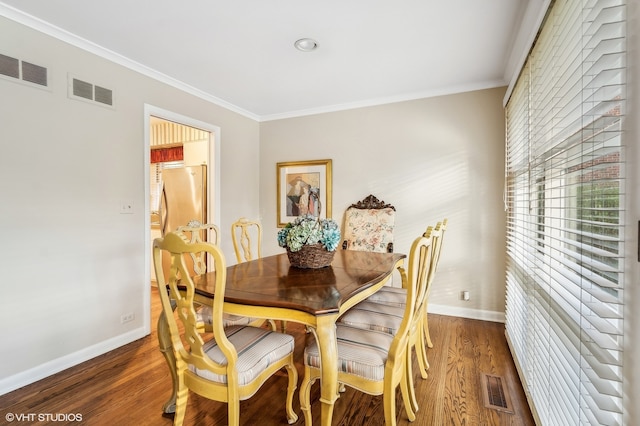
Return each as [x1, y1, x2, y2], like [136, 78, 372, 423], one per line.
[276, 159, 332, 227]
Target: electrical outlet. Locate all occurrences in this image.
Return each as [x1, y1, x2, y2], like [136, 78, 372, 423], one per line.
[121, 312, 135, 324]
[461, 291, 470, 301]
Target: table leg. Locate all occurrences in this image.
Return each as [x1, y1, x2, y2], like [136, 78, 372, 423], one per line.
[315, 316, 339, 426]
[157, 311, 177, 414]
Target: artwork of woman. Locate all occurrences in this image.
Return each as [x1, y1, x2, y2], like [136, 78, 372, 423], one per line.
[287, 175, 307, 216]
[285, 173, 321, 217]
[298, 185, 310, 215]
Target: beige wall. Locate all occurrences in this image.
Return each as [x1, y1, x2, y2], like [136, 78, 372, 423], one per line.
[259, 88, 508, 321]
[0, 15, 509, 387]
[0, 16, 260, 393]
[4, 6, 637, 423]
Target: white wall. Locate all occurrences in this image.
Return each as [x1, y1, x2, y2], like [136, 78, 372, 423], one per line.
[0, 16, 261, 394]
[259, 88, 508, 321]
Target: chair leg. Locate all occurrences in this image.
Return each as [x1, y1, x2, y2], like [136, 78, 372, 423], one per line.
[173, 371, 189, 426]
[400, 357, 417, 421]
[405, 346, 419, 416]
[383, 380, 398, 426]
[423, 306, 433, 348]
[424, 311, 433, 348]
[228, 396, 240, 426]
[267, 319, 277, 331]
[157, 312, 178, 414]
[284, 361, 299, 424]
[420, 320, 430, 371]
[299, 366, 317, 426]
[414, 331, 429, 380]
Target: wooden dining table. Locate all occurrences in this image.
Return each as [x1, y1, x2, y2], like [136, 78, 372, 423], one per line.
[157, 249, 405, 426]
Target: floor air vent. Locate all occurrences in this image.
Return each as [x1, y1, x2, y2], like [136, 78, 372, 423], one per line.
[0, 53, 48, 87]
[481, 373, 514, 414]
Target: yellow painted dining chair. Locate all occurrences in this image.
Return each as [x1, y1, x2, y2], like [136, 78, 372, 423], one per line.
[366, 218, 448, 351]
[231, 217, 262, 263]
[175, 220, 270, 330]
[153, 232, 298, 426]
[300, 231, 434, 425]
[230, 217, 282, 331]
[176, 220, 220, 274]
[338, 222, 445, 415]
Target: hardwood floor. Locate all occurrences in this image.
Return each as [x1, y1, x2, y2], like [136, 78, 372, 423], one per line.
[0, 287, 534, 425]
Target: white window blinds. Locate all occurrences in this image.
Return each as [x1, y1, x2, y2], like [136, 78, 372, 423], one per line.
[505, 0, 626, 425]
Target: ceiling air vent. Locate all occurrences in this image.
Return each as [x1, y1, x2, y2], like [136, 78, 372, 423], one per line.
[0, 53, 49, 88]
[69, 75, 115, 108]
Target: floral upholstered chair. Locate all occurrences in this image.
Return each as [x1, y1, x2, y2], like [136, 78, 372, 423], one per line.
[341, 194, 396, 253]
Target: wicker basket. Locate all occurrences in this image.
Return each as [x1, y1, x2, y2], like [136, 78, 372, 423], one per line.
[286, 243, 335, 268]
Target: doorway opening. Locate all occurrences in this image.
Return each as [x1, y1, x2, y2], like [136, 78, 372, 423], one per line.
[143, 104, 221, 335]
[149, 116, 210, 282]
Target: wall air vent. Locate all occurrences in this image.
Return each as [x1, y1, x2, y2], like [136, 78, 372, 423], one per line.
[0, 53, 49, 88]
[94, 85, 113, 106]
[68, 74, 115, 109]
[21, 61, 48, 86]
[0, 54, 19, 79]
[72, 78, 93, 100]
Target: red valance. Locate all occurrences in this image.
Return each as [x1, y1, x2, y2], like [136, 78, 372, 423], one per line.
[151, 146, 183, 163]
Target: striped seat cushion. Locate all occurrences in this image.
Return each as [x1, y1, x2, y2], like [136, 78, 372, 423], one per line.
[338, 301, 404, 335]
[196, 305, 253, 327]
[190, 325, 295, 385]
[305, 323, 394, 382]
[366, 286, 407, 308]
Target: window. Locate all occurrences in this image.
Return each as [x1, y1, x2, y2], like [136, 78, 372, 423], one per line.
[505, 0, 626, 424]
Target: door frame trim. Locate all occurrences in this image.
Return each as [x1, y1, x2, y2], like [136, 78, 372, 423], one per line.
[143, 104, 221, 335]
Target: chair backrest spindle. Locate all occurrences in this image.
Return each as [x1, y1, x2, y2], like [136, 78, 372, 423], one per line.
[176, 220, 220, 275]
[231, 218, 262, 263]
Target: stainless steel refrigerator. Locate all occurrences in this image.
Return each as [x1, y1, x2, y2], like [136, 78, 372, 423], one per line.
[159, 165, 207, 236]
[159, 165, 207, 277]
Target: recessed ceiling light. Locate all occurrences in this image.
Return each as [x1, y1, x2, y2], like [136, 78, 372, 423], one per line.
[294, 38, 318, 52]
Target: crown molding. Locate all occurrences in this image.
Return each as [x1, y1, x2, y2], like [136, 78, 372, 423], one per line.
[259, 79, 506, 122]
[0, 3, 260, 121]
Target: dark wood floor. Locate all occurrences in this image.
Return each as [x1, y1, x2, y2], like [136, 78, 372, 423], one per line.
[0, 287, 534, 425]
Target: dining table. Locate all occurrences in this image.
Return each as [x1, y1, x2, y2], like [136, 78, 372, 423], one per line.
[157, 248, 405, 426]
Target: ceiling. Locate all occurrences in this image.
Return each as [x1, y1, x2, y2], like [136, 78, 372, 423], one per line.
[0, 1, 543, 121]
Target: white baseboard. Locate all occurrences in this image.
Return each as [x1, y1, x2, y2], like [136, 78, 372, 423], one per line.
[428, 303, 505, 323]
[0, 327, 148, 396]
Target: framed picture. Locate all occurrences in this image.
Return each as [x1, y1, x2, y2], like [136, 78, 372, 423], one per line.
[277, 159, 332, 227]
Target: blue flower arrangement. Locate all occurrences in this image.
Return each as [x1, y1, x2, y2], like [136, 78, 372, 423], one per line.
[277, 214, 341, 252]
